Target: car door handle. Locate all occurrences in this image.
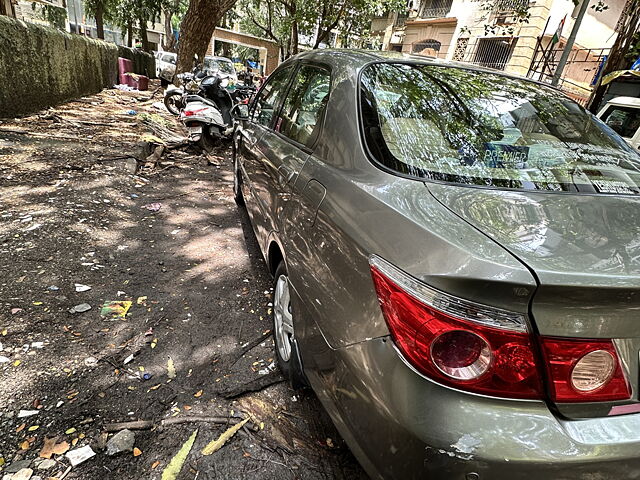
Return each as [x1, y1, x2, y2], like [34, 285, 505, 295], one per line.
[278, 165, 296, 184]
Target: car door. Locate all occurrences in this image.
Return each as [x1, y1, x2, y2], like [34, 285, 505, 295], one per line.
[237, 65, 296, 243]
[256, 63, 332, 240]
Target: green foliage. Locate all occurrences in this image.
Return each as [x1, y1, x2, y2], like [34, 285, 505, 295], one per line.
[238, 0, 404, 56]
[31, 2, 67, 29]
[112, 0, 167, 43]
[626, 32, 640, 64]
[83, 0, 119, 24]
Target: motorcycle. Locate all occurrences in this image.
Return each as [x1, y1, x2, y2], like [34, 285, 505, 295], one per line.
[163, 70, 205, 115]
[179, 74, 235, 150]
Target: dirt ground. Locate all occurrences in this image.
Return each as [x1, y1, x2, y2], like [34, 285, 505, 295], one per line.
[0, 85, 366, 479]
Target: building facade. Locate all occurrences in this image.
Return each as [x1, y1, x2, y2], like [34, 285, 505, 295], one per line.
[371, 0, 627, 97]
[6, 0, 165, 50]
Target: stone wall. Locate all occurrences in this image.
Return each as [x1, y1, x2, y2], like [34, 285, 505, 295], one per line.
[0, 16, 155, 118]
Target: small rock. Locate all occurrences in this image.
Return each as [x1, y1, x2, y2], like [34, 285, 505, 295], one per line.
[84, 357, 98, 367]
[65, 445, 95, 466]
[4, 460, 30, 473]
[0, 356, 9, 363]
[9, 467, 32, 479]
[17, 410, 39, 418]
[106, 429, 135, 455]
[96, 432, 109, 451]
[36, 459, 56, 470]
[69, 303, 91, 314]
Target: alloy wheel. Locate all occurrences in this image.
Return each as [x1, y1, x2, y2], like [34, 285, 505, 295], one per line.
[274, 274, 294, 362]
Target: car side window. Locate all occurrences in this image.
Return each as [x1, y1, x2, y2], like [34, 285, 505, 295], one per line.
[276, 65, 331, 148]
[251, 66, 294, 127]
[601, 106, 640, 139]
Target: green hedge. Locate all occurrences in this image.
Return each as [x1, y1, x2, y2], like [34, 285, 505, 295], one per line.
[0, 16, 155, 118]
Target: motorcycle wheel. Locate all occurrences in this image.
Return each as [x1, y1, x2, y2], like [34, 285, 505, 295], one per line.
[164, 93, 183, 115]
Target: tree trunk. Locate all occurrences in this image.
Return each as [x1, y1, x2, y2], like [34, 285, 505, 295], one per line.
[163, 9, 177, 51]
[588, 0, 640, 112]
[285, 2, 298, 57]
[175, 0, 237, 74]
[95, 3, 105, 39]
[139, 17, 150, 51]
[291, 21, 298, 55]
[126, 21, 133, 47]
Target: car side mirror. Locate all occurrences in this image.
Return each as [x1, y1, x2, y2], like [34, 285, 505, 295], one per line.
[232, 104, 250, 120]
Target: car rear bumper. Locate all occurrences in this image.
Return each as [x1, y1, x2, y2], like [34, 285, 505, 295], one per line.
[307, 336, 640, 480]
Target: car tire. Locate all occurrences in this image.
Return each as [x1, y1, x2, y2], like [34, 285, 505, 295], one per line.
[232, 140, 244, 205]
[272, 261, 307, 389]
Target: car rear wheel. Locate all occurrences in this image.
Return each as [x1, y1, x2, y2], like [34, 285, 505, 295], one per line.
[273, 262, 307, 389]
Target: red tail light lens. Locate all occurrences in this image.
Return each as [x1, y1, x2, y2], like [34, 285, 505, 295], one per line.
[370, 258, 543, 399]
[370, 255, 631, 403]
[540, 338, 630, 402]
[184, 107, 208, 117]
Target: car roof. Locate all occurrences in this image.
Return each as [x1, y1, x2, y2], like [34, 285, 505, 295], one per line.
[287, 48, 553, 88]
[606, 96, 640, 108]
[205, 56, 232, 62]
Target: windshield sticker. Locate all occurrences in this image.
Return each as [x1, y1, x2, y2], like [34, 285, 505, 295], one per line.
[483, 144, 529, 169]
[591, 179, 636, 194]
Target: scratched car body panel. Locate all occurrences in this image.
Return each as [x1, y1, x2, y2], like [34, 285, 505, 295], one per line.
[233, 49, 640, 479]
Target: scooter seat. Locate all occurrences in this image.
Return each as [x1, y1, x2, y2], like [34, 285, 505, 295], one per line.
[185, 95, 218, 109]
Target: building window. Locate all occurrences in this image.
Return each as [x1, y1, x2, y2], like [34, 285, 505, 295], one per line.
[472, 37, 517, 70]
[418, 0, 453, 18]
[452, 37, 469, 61]
[412, 39, 442, 55]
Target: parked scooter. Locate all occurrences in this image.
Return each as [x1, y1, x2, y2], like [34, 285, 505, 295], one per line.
[179, 75, 235, 150]
[164, 70, 206, 115]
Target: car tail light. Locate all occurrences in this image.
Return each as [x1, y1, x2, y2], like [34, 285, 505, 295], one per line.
[540, 338, 630, 402]
[369, 255, 631, 403]
[370, 255, 542, 399]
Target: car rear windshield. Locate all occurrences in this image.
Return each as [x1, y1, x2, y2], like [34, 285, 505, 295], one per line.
[205, 58, 235, 74]
[360, 62, 640, 195]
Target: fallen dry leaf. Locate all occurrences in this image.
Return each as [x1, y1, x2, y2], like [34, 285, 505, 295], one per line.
[194, 390, 203, 398]
[167, 357, 176, 379]
[201, 418, 250, 456]
[16, 423, 26, 433]
[133, 447, 142, 457]
[40, 437, 70, 459]
[151, 460, 161, 469]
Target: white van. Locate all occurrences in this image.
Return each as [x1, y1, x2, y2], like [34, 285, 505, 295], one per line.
[597, 96, 640, 149]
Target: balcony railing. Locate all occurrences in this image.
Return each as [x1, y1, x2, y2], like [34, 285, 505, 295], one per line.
[421, 7, 450, 17]
[492, 0, 529, 12]
[418, 0, 452, 18]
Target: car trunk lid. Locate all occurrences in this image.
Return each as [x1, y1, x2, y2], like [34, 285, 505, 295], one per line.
[427, 182, 640, 417]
